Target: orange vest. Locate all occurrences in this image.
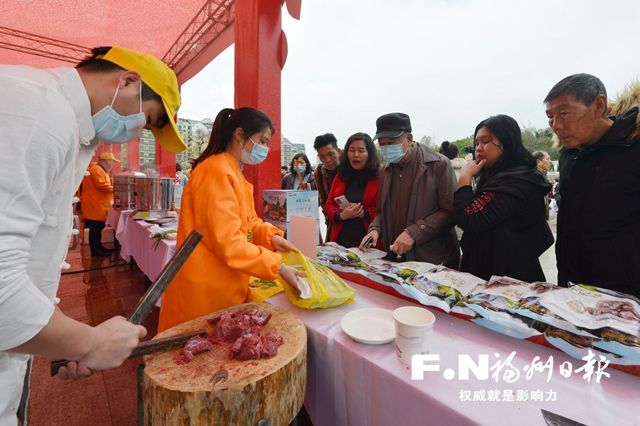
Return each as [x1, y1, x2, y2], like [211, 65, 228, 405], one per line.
[80, 163, 112, 221]
[158, 152, 284, 332]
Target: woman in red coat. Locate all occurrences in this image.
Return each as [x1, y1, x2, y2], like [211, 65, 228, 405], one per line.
[324, 132, 381, 248]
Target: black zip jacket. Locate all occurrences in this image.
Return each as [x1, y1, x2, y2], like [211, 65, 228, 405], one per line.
[557, 107, 640, 296]
[455, 165, 553, 282]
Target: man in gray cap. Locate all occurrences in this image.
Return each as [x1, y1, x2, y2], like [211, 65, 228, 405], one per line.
[360, 112, 459, 267]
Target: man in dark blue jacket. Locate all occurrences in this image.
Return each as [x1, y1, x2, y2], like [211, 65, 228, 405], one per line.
[544, 73, 640, 296]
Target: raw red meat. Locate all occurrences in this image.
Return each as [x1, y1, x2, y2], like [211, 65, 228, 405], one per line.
[231, 334, 262, 360]
[231, 331, 285, 360]
[260, 332, 284, 358]
[212, 312, 260, 343]
[177, 309, 283, 364]
[173, 335, 214, 364]
[249, 310, 272, 326]
[207, 309, 272, 328]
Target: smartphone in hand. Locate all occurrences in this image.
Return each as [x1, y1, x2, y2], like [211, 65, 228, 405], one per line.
[334, 195, 349, 207]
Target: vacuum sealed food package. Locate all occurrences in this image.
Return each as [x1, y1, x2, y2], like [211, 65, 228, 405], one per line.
[464, 276, 547, 339]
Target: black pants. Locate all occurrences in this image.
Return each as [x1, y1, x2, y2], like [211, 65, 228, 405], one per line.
[85, 218, 106, 253]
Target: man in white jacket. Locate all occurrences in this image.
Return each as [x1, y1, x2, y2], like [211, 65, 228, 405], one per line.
[0, 46, 186, 425]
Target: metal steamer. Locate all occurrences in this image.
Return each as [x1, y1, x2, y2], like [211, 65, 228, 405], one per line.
[113, 175, 136, 209]
[135, 177, 174, 212]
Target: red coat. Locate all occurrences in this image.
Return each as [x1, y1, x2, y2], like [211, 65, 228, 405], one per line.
[324, 173, 380, 244]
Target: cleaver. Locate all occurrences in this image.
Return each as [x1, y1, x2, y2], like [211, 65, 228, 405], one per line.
[50, 229, 203, 376]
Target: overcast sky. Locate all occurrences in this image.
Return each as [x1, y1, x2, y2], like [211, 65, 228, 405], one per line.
[179, 0, 640, 159]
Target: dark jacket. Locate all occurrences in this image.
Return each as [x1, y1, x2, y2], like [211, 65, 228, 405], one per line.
[369, 143, 459, 267]
[314, 165, 337, 241]
[454, 166, 553, 282]
[557, 107, 640, 296]
[324, 173, 379, 244]
[314, 165, 337, 208]
[281, 172, 316, 190]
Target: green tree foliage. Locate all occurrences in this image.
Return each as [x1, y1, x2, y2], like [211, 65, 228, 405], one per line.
[450, 136, 473, 155]
[521, 127, 559, 160]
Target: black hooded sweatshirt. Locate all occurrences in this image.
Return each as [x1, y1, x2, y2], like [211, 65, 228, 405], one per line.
[557, 107, 640, 296]
[454, 165, 553, 282]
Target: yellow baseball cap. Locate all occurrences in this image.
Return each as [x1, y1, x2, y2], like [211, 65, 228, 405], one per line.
[98, 46, 187, 152]
[98, 152, 121, 162]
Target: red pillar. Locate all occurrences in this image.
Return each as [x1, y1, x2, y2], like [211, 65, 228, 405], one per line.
[235, 0, 285, 216]
[126, 139, 140, 171]
[155, 140, 177, 177]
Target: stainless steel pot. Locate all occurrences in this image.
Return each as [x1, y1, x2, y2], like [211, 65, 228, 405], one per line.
[113, 175, 136, 209]
[135, 177, 174, 211]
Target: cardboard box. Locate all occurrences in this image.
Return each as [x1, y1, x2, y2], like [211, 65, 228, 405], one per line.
[263, 190, 319, 243]
[263, 190, 319, 224]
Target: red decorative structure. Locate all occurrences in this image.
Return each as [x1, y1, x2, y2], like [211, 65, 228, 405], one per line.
[0, 0, 302, 187]
[0, 26, 90, 64]
[163, 0, 235, 84]
[235, 0, 293, 215]
[126, 140, 141, 172]
[154, 139, 177, 177]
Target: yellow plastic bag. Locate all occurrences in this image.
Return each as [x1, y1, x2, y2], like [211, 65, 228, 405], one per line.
[279, 251, 356, 309]
[247, 277, 284, 302]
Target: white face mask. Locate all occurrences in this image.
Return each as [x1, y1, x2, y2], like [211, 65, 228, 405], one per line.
[92, 81, 146, 144]
[379, 135, 407, 163]
[238, 136, 269, 165]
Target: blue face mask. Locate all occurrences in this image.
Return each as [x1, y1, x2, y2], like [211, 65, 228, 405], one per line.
[379, 136, 407, 163]
[295, 165, 306, 174]
[241, 136, 269, 165]
[92, 82, 146, 144]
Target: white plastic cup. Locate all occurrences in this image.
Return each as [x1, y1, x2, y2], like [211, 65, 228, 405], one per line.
[393, 306, 436, 365]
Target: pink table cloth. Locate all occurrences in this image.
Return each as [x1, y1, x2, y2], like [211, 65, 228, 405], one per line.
[105, 207, 123, 231]
[111, 209, 176, 282]
[268, 283, 640, 426]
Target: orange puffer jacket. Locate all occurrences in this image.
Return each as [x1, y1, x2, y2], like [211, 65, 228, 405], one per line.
[158, 152, 284, 332]
[80, 163, 112, 221]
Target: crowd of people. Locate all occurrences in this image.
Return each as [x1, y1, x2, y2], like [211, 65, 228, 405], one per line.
[1, 40, 639, 425]
[282, 75, 640, 301]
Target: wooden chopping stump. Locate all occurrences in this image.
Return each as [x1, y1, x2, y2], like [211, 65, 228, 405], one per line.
[143, 302, 307, 425]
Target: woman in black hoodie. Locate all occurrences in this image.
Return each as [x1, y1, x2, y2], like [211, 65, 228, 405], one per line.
[454, 114, 553, 282]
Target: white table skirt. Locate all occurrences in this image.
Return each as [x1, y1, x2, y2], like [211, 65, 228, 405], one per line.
[268, 283, 640, 426]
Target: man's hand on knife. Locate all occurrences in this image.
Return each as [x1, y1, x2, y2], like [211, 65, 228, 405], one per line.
[59, 316, 146, 380]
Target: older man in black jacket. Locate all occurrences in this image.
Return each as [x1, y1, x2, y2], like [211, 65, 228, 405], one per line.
[545, 73, 640, 296]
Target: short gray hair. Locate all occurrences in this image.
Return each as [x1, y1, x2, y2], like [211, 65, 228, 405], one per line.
[544, 73, 607, 106]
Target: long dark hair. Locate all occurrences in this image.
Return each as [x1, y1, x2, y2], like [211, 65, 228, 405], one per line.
[337, 132, 380, 180]
[474, 114, 535, 188]
[193, 107, 274, 169]
[289, 153, 312, 175]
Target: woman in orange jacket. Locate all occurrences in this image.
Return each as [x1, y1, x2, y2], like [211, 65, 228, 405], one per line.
[158, 107, 303, 331]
